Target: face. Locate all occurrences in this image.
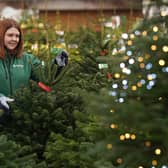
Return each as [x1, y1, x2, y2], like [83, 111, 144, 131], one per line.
[4, 27, 20, 51]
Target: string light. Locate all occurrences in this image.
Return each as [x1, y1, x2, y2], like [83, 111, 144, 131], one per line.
[122, 79, 128, 85]
[120, 62, 125, 68]
[112, 83, 118, 89]
[114, 73, 121, 79]
[152, 160, 158, 166]
[152, 26, 158, 32]
[128, 58, 135, 64]
[121, 33, 128, 39]
[152, 35, 158, 41]
[130, 33, 135, 39]
[131, 85, 137, 91]
[138, 56, 144, 62]
[127, 40, 133, 46]
[140, 63, 145, 69]
[155, 148, 161, 155]
[137, 82, 142, 87]
[120, 134, 125, 141]
[162, 45, 168, 52]
[125, 133, 130, 139]
[110, 124, 118, 129]
[130, 134, 136, 140]
[134, 30, 141, 36]
[159, 59, 165, 66]
[142, 30, 147, 36]
[116, 158, 123, 164]
[151, 45, 157, 51]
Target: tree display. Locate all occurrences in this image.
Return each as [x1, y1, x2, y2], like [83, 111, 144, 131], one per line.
[0, 14, 108, 167]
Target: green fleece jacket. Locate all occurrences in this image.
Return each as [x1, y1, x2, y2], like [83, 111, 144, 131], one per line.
[0, 52, 41, 96]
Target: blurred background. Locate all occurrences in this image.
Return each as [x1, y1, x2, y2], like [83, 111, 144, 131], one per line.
[0, 0, 143, 31]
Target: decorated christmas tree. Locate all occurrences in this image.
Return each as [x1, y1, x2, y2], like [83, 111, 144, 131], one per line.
[84, 0, 168, 167]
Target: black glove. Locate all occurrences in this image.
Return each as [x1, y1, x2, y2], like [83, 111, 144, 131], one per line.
[54, 50, 68, 67]
[52, 49, 68, 78]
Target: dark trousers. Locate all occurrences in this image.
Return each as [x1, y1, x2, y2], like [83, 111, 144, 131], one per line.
[0, 103, 11, 125]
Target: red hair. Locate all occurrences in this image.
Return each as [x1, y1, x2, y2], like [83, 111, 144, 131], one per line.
[0, 18, 23, 59]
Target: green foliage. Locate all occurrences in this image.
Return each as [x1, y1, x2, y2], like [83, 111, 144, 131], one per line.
[0, 134, 46, 168]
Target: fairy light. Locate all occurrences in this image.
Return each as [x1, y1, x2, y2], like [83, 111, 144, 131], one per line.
[140, 79, 146, 85]
[131, 85, 137, 91]
[120, 62, 125, 68]
[151, 45, 157, 51]
[125, 133, 130, 139]
[147, 74, 153, 80]
[137, 82, 142, 87]
[127, 40, 132, 46]
[121, 33, 128, 39]
[135, 30, 141, 36]
[138, 56, 144, 62]
[122, 79, 128, 85]
[162, 165, 168, 168]
[120, 134, 125, 141]
[142, 30, 147, 36]
[112, 83, 118, 89]
[140, 63, 145, 69]
[130, 134, 136, 140]
[114, 73, 121, 79]
[152, 35, 158, 41]
[110, 124, 118, 129]
[118, 97, 124, 103]
[155, 148, 161, 155]
[162, 45, 168, 52]
[126, 50, 133, 56]
[152, 160, 158, 166]
[162, 67, 168, 72]
[146, 63, 153, 70]
[153, 26, 158, 32]
[128, 58, 135, 64]
[130, 33, 135, 39]
[159, 59, 165, 66]
[117, 158, 123, 164]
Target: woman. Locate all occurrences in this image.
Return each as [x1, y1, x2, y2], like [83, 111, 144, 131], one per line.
[0, 18, 68, 112]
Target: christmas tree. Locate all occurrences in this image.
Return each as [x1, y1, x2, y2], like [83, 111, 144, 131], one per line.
[0, 14, 108, 167]
[84, 0, 168, 167]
